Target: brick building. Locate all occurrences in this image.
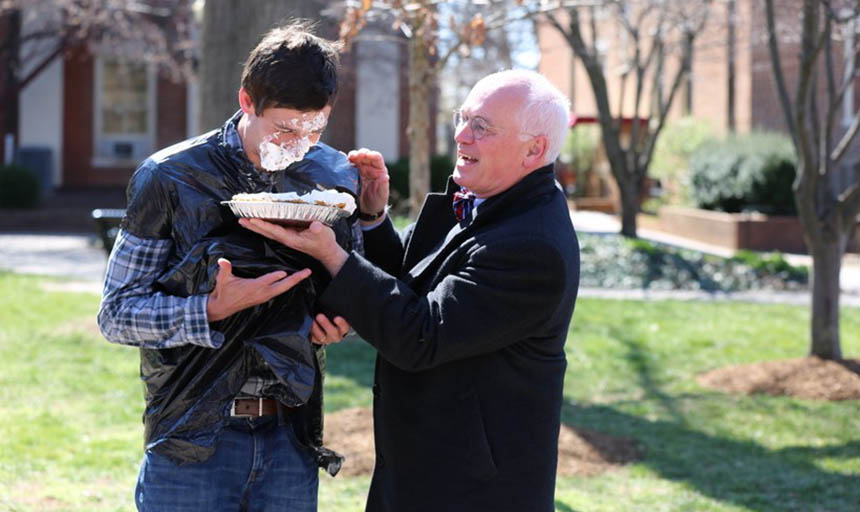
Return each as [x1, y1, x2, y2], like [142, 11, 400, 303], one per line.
[1, 7, 415, 197]
[537, 0, 860, 151]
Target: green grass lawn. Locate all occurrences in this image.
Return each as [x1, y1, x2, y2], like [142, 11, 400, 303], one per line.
[0, 271, 858, 511]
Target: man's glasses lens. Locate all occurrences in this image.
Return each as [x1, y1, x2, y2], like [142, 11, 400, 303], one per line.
[453, 111, 489, 140]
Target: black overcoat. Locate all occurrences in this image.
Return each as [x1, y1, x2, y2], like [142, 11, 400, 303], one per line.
[320, 165, 580, 511]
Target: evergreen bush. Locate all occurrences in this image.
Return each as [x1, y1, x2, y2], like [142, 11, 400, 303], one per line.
[0, 164, 41, 208]
[650, 117, 715, 206]
[688, 132, 796, 215]
[385, 154, 455, 212]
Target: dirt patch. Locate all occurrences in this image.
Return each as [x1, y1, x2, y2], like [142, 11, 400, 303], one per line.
[324, 407, 376, 477]
[9, 481, 65, 510]
[556, 425, 643, 476]
[697, 357, 860, 400]
[324, 407, 642, 477]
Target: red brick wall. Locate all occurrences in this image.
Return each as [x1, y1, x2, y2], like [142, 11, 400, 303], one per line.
[156, 75, 188, 150]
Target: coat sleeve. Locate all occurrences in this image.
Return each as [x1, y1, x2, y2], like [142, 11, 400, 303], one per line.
[318, 234, 571, 372]
[361, 216, 409, 277]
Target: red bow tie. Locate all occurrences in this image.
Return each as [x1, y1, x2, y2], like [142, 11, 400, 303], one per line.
[453, 187, 476, 222]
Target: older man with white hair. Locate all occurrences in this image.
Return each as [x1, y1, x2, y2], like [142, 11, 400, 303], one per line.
[241, 69, 580, 511]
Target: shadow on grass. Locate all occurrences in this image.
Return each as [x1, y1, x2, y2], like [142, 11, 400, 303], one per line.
[562, 401, 860, 511]
[553, 501, 579, 512]
[597, 324, 859, 510]
[325, 334, 859, 510]
[613, 326, 687, 425]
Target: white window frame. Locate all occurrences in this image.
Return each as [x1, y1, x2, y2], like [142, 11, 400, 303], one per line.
[92, 55, 157, 167]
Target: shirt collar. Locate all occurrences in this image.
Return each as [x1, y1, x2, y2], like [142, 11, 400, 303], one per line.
[223, 110, 246, 156]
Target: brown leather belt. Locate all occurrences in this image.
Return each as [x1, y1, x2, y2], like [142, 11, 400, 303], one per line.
[231, 397, 290, 417]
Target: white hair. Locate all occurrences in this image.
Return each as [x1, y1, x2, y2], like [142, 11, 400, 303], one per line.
[476, 69, 571, 166]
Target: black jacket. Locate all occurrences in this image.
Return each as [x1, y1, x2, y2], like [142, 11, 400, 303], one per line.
[119, 113, 357, 472]
[320, 165, 580, 511]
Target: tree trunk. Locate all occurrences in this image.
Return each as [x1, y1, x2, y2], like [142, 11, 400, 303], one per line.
[726, 0, 736, 132]
[407, 34, 431, 218]
[617, 172, 641, 238]
[198, 0, 322, 132]
[796, 158, 847, 360]
[807, 229, 844, 359]
[0, 9, 20, 164]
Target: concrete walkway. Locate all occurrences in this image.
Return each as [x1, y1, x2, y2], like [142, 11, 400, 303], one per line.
[0, 233, 107, 294]
[2, 216, 859, 306]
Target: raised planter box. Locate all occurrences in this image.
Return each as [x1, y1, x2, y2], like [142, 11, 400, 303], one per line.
[573, 196, 618, 214]
[657, 206, 860, 254]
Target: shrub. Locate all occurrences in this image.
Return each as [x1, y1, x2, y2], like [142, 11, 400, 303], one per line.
[385, 154, 454, 212]
[650, 117, 716, 206]
[577, 233, 808, 291]
[561, 124, 600, 198]
[731, 249, 809, 282]
[0, 164, 41, 208]
[688, 132, 796, 215]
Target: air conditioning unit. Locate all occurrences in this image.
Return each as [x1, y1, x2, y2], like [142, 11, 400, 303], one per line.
[96, 137, 153, 162]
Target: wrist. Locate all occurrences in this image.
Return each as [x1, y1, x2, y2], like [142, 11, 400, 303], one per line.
[321, 248, 349, 277]
[206, 291, 231, 323]
[358, 205, 388, 222]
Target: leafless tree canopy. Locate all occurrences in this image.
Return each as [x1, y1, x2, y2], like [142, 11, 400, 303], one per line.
[1, 0, 194, 92]
[335, 0, 510, 217]
[531, 0, 712, 237]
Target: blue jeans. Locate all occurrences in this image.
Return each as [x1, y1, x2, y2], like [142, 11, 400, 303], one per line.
[135, 416, 318, 512]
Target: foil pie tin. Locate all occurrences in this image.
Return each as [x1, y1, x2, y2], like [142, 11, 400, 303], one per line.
[222, 200, 351, 227]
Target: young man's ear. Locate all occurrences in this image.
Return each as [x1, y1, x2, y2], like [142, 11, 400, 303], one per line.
[238, 88, 256, 116]
[523, 135, 548, 168]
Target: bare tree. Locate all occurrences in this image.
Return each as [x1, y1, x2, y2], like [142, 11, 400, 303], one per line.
[534, 0, 711, 238]
[197, 0, 329, 132]
[764, 0, 860, 360]
[0, 0, 193, 154]
[338, 1, 497, 217]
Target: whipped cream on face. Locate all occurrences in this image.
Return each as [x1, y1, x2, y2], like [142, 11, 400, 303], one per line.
[257, 111, 329, 172]
[258, 135, 311, 171]
[231, 189, 356, 214]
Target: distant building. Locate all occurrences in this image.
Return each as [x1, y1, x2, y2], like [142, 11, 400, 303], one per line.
[536, 0, 860, 199]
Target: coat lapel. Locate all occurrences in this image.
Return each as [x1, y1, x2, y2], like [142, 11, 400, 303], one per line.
[401, 192, 457, 273]
[402, 165, 559, 286]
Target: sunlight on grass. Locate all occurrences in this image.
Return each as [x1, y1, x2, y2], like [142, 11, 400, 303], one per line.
[0, 272, 858, 511]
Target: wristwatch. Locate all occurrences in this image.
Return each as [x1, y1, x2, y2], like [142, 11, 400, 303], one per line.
[358, 207, 387, 221]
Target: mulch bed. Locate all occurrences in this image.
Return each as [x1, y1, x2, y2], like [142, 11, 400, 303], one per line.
[697, 357, 860, 400]
[324, 407, 643, 477]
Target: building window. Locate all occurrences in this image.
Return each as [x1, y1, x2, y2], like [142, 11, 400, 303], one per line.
[93, 56, 155, 165]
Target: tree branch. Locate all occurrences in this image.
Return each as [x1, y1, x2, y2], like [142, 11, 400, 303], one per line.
[764, 0, 798, 145]
[838, 162, 860, 227]
[831, 109, 860, 163]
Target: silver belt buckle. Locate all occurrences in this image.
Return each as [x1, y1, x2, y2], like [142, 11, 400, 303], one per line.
[230, 397, 263, 417]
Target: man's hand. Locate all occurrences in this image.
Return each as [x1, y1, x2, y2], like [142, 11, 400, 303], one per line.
[348, 148, 390, 223]
[206, 258, 311, 322]
[311, 313, 352, 345]
[239, 219, 349, 276]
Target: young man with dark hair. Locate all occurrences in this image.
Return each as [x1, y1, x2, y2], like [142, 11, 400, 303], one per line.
[98, 21, 354, 511]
